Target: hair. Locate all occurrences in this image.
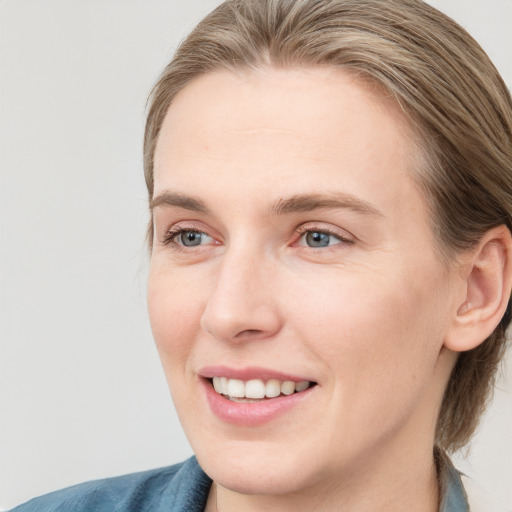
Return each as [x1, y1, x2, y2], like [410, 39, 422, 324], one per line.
[143, 0, 512, 452]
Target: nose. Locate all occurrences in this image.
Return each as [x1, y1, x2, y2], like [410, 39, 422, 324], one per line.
[200, 250, 283, 343]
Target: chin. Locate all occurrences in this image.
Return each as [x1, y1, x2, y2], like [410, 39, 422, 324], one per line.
[192, 436, 333, 497]
[200, 454, 315, 496]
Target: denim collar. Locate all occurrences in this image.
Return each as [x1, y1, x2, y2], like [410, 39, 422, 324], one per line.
[438, 452, 470, 512]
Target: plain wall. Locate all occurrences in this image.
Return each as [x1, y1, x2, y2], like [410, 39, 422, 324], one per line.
[1, 1, 511, 510]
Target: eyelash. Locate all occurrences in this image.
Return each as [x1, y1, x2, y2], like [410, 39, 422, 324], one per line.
[162, 225, 209, 249]
[161, 224, 353, 250]
[294, 225, 353, 247]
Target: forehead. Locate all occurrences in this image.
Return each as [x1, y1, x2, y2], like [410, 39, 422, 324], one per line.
[158, 67, 411, 144]
[153, 66, 425, 225]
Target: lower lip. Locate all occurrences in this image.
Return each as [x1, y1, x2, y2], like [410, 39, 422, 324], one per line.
[201, 379, 315, 427]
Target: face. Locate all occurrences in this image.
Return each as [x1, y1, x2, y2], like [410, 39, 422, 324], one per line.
[148, 67, 459, 497]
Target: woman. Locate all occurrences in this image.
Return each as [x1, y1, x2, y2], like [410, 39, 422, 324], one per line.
[10, 0, 512, 511]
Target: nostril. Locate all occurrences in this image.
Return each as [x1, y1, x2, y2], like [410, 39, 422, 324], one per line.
[234, 329, 263, 339]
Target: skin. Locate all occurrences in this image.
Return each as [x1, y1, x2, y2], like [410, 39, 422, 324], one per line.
[147, 67, 467, 512]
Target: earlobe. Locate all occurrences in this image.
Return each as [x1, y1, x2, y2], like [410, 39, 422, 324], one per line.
[445, 226, 512, 352]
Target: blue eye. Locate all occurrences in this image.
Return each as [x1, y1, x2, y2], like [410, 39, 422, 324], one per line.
[178, 231, 205, 246]
[306, 231, 337, 247]
[165, 229, 214, 247]
[299, 230, 346, 248]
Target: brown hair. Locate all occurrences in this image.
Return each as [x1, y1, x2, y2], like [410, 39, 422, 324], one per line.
[144, 0, 512, 452]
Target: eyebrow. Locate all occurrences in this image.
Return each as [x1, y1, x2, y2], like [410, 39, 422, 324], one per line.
[271, 193, 384, 217]
[150, 191, 383, 217]
[150, 192, 210, 213]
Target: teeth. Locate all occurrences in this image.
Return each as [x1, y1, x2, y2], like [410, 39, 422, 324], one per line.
[245, 379, 266, 399]
[265, 379, 281, 398]
[227, 379, 245, 398]
[295, 380, 310, 392]
[280, 381, 295, 395]
[211, 377, 312, 399]
[212, 377, 222, 393]
[220, 377, 228, 395]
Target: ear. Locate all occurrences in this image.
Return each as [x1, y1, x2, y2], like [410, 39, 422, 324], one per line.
[444, 225, 512, 352]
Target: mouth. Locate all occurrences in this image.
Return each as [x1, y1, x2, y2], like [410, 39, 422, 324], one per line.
[199, 366, 318, 425]
[209, 377, 315, 402]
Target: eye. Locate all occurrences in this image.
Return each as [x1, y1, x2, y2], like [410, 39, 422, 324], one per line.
[295, 227, 352, 248]
[164, 228, 215, 248]
[303, 231, 338, 247]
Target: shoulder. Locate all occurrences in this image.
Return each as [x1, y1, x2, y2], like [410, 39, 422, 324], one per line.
[9, 457, 212, 512]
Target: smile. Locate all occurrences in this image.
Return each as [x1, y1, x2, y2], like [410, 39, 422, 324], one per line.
[211, 377, 312, 401]
[200, 366, 318, 425]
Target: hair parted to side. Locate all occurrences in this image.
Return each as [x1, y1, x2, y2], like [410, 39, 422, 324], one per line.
[144, 0, 512, 452]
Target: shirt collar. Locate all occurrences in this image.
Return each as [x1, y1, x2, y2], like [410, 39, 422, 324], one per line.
[437, 451, 470, 512]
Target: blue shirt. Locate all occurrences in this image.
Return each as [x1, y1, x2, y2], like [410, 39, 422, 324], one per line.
[9, 456, 469, 511]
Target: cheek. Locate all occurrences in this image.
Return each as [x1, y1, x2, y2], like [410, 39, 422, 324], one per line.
[147, 266, 205, 367]
[288, 265, 447, 403]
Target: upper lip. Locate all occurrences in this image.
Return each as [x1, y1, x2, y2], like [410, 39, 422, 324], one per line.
[198, 365, 316, 383]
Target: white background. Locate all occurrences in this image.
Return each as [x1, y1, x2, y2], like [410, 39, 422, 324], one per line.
[1, 1, 511, 510]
